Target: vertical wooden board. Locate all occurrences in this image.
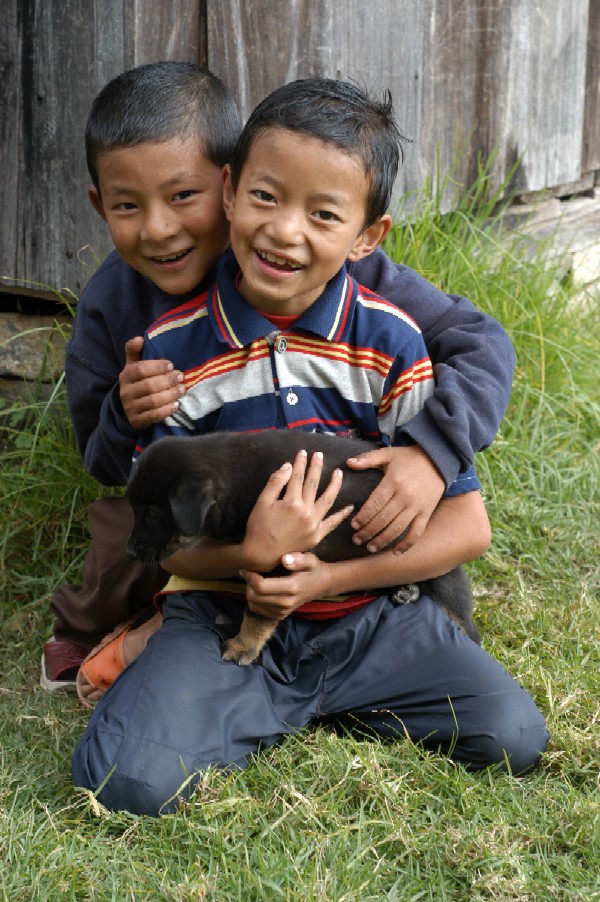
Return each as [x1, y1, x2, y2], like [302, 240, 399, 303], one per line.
[131, 0, 201, 65]
[328, 0, 429, 212]
[14, 0, 98, 295]
[417, 0, 519, 209]
[582, 0, 600, 173]
[504, 0, 589, 192]
[1, 0, 119, 299]
[206, 0, 336, 119]
[0, 0, 20, 288]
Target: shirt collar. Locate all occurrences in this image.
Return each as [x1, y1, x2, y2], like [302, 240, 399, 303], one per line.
[209, 248, 356, 348]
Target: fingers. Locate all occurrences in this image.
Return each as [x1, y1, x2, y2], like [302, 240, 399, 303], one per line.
[284, 449, 345, 513]
[255, 461, 294, 506]
[345, 448, 390, 470]
[350, 485, 393, 536]
[350, 487, 411, 552]
[120, 339, 186, 430]
[390, 514, 427, 554]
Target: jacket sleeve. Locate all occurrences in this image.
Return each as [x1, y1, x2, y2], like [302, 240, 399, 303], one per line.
[349, 248, 515, 486]
[65, 336, 138, 487]
[64, 256, 141, 486]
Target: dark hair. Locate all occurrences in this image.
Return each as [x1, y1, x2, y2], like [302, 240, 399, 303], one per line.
[229, 78, 407, 227]
[85, 61, 241, 191]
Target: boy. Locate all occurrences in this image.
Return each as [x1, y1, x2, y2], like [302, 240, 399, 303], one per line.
[43, 62, 517, 694]
[72, 78, 548, 816]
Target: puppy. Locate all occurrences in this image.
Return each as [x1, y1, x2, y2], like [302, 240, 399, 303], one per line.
[127, 431, 481, 664]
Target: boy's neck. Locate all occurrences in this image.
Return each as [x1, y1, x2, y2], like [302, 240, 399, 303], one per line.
[263, 312, 299, 329]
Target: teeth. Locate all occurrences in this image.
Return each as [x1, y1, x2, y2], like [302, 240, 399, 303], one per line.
[154, 250, 187, 262]
[258, 250, 302, 269]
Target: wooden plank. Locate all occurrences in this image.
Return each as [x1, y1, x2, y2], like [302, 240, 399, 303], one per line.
[582, 0, 600, 172]
[130, 0, 201, 65]
[502, 0, 589, 193]
[328, 0, 430, 212]
[206, 0, 333, 117]
[0, 0, 20, 287]
[0, 0, 116, 300]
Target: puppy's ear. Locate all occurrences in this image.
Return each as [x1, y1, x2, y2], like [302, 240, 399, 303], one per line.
[170, 478, 216, 537]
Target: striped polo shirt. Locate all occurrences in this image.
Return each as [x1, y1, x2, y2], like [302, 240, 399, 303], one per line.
[136, 249, 437, 457]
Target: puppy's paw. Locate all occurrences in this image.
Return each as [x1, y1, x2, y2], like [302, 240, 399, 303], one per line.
[221, 637, 260, 666]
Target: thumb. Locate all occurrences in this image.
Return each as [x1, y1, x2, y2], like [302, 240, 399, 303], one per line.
[124, 336, 145, 364]
[345, 448, 388, 470]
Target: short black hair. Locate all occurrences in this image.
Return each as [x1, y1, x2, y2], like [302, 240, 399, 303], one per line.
[86, 61, 241, 192]
[229, 78, 406, 227]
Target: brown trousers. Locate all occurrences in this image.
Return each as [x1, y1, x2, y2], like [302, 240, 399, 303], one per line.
[50, 496, 168, 650]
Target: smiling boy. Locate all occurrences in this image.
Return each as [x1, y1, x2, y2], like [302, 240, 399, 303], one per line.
[72, 78, 548, 816]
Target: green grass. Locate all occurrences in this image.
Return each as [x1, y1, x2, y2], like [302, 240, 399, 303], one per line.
[1, 181, 599, 899]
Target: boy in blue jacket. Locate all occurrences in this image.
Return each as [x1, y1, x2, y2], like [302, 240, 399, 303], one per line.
[43, 62, 517, 695]
[72, 77, 548, 815]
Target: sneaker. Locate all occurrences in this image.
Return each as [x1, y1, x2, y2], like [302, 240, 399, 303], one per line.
[40, 638, 89, 693]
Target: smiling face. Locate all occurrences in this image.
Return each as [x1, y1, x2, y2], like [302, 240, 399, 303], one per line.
[222, 128, 391, 316]
[89, 136, 230, 295]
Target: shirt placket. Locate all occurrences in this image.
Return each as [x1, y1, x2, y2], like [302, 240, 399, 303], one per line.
[266, 331, 297, 428]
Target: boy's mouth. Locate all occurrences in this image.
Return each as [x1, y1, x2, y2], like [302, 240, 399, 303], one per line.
[150, 248, 193, 264]
[256, 249, 303, 272]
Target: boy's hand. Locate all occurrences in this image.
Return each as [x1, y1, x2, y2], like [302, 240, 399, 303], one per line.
[119, 336, 186, 430]
[241, 449, 354, 573]
[240, 552, 333, 620]
[346, 445, 445, 554]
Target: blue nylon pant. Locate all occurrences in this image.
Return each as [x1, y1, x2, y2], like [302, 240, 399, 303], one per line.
[72, 591, 549, 816]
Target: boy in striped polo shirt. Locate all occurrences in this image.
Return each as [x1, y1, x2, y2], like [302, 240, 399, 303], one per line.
[73, 78, 547, 815]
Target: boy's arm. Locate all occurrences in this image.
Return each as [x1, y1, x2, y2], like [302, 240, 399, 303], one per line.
[347, 247, 515, 551]
[241, 490, 491, 621]
[66, 346, 138, 486]
[65, 252, 185, 486]
[350, 247, 515, 480]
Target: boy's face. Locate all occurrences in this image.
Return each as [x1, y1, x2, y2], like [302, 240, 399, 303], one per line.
[89, 136, 230, 295]
[222, 128, 390, 316]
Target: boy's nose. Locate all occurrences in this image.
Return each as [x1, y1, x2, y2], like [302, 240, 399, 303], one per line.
[141, 206, 179, 243]
[265, 211, 303, 245]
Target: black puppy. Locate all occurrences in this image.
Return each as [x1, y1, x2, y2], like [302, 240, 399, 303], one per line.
[127, 431, 480, 664]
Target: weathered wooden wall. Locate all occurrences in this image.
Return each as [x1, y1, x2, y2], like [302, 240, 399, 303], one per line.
[0, 0, 598, 305]
[0, 0, 201, 301]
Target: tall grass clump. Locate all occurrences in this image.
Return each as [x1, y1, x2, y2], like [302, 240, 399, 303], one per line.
[1, 167, 598, 900]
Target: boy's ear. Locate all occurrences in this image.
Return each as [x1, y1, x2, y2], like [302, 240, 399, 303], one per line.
[222, 165, 236, 222]
[88, 185, 107, 222]
[347, 213, 393, 262]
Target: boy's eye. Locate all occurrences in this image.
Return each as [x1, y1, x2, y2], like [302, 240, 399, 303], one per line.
[173, 190, 195, 201]
[114, 202, 138, 212]
[251, 189, 275, 203]
[313, 210, 340, 222]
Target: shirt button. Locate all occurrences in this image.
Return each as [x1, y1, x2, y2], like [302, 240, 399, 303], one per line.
[276, 336, 288, 353]
[286, 388, 298, 406]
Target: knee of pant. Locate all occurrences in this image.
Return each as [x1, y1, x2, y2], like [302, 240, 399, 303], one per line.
[72, 730, 189, 817]
[456, 691, 549, 775]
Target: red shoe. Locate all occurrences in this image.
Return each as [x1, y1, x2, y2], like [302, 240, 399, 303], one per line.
[40, 638, 88, 693]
